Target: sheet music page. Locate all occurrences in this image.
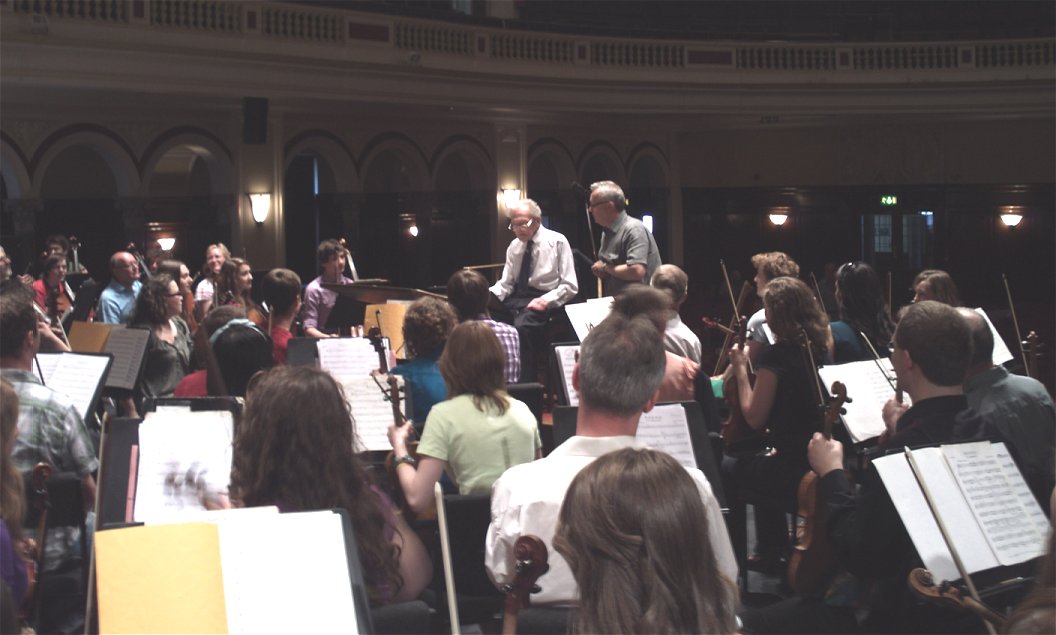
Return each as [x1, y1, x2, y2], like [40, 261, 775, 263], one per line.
[553, 345, 580, 406]
[991, 444, 1051, 537]
[818, 359, 909, 443]
[134, 410, 234, 523]
[564, 298, 613, 342]
[339, 375, 404, 452]
[636, 404, 696, 469]
[46, 353, 112, 420]
[942, 441, 1048, 566]
[102, 327, 151, 390]
[972, 308, 1014, 366]
[216, 511, 358, 634]
[874, 449, 999, 581]
[34, 353, 62, 385]
[318, 337, 383, 377]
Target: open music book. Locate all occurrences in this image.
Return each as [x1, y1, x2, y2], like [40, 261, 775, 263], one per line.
[133, 409, 235, 523]
[34, 351, 112, 420]
[95, 507, 363, 634]
[818, 358, 910, 443]
[873, 441, 1048, 582]
[564, 297, 613, 342]
[337, 374, 407, 453]
[553, 344, 580, 406]
[67, 321, 151, 390]
[637, 404, 696, 469]
[317, 336, 388, 377]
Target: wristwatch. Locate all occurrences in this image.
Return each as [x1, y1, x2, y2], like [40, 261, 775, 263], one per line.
[393, 454, 417, 469]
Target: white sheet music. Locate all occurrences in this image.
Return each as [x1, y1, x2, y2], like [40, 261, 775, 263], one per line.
[134, 410, 234, 523]
[973, 308, 1014, 366]
[818, 358, 908, 443]
[636, 404, 696, 469]
[942, 441, 1047, 566]
[35, 353, 62, 385]
[564, 298, 613, 342]
[102, 327, 151, 390]
[216, 511, 359, 634]
[875, 448, 998, 581]
[339, 375, 405, 452]
[318, 337, 384, 378]
[553, 345, 580, 406]
[37, 352, 112, 420]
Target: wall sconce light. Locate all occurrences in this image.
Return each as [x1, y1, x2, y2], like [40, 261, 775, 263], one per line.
[157, 237, 176, 251]
[408, 224, 419, 238]
[501, 189, 522, 209]
[247, 192, 271, 224]
[1000, 206, 1023, 228]
[768, 207, 790, 226]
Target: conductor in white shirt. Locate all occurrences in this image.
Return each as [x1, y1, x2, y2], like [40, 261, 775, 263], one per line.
[490, 198, 578, 381]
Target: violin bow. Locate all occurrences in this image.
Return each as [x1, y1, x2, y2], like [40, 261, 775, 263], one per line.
[1002, 274, 1032, 377]
[714, 260, 753, 375]
[904, 447, 998, 635]
[572, 182, 604, 298]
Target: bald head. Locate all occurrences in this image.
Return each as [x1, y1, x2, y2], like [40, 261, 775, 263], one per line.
[957, 308, 994, 368]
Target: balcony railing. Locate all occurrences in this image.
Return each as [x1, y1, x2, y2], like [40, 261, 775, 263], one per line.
[7, 0, 1053, 79]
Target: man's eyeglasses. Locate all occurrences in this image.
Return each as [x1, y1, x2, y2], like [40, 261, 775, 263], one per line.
[508, 219, 534, 231]
[587, 201, 609, 211]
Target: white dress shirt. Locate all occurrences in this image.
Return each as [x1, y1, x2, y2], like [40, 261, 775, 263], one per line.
[485, 435, 737, 605]
[489, 225, 578, 309]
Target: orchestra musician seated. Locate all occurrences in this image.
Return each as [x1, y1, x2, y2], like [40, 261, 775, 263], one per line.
[798, 301, 991, 634]
[830, 261, 895, 363]
[387, 321, 541, 515]
[260, 268, 302, 365]
[220, 365, 432, 605]
[723, 276, 833, 575]
[389, 297, 456, 430]
[486, 310, 735, 606]
[553, 448, 738, 634]
[911, 269, 961, 306]
[213, 257, 265, 329]
[132, 274, 192, 404]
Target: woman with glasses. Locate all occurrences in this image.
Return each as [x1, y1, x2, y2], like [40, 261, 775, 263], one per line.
[132, 274, 192, 402]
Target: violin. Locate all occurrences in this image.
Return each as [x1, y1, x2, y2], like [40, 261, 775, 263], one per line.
[908, 568, 1006, 631]
[501, 535, 549, 635]
[383, 373, 437, 522]
[720, 316, 768, 449]
[787, 379, 848, 595]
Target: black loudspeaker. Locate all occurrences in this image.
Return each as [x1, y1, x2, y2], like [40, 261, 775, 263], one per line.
[242, 97, 268, 145]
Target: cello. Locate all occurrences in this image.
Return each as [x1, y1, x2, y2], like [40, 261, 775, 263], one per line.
[500, 535, 549, 635]
[787, 329, 849, 595]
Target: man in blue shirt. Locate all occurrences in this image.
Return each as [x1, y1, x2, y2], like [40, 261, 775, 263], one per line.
[97, 251, 142, 324]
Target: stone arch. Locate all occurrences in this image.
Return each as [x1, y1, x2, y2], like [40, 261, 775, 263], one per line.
[30, 126, 140, 198]
[577, 141, 626, 188]
[527, 139, 577, 194]
[359, 133, 430, 193]
[141, 128, 236, 196]
[0, 135, 31, 200]
[284, 130, 358, 193]
[627, 144, 670, 189]
[431, 135, 494, 192]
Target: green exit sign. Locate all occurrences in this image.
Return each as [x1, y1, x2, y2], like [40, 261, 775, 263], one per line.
[881, 195, 898, 206]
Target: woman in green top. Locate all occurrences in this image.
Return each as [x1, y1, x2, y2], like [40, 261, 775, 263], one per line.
[388, 321, 541, 514]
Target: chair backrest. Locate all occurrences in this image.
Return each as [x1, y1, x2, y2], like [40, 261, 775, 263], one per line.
[506, 382, 544, 426]
[286, 337, 319, 366]
[551, 406, 577, 449]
